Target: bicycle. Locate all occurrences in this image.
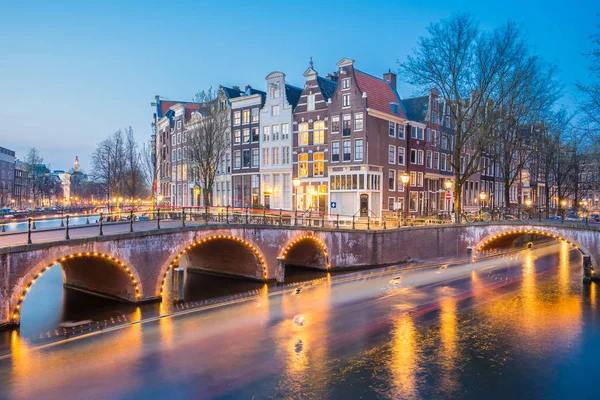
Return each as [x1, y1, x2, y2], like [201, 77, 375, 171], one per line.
[463, 210, 492, 223]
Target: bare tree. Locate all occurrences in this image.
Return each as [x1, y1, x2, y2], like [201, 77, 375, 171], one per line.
[141, 139, 159, 202]
[91, 128, 148, 201]
[494, 56, 560, 208]
[91, 130, 127, 199]
[23, 147, 47, 206]
[400, 15, 540, 212]
[123, 126, 147, 199]
[187, 88, 229, 206]
[576, 21, 600, 135]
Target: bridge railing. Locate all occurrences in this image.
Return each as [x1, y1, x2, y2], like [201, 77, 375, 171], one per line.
[3, 205, 596, 247]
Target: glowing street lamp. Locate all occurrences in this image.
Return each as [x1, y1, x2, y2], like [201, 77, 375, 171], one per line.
[400, 173, 410, 225]
[292, 178, 301, 211]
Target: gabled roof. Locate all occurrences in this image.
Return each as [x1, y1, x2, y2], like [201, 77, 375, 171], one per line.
[316, 76, 337, 102]
[402, 96, 428, 122]
[285, 84, 303, 108]
[354, 70, 406, 119]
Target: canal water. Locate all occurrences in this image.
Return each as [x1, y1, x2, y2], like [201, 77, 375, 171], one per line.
[0, 242, 598, 399]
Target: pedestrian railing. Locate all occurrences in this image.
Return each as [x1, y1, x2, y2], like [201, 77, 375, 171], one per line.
[2, 205, 596, 247]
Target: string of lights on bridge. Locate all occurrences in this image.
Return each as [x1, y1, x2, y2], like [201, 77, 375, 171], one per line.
[160, 235, 269, 296]
[12, 252, 140, 323]
[476, 228, 580, 254]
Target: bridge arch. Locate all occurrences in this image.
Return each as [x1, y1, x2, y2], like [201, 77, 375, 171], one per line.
[157, 234, 268, 297]
[473, 226, 595, 270]
[280, 234, 329, 270]
[10, 251, 143, 326]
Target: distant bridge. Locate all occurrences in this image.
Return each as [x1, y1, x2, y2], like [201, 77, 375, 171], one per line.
[1, 216, 598, 327]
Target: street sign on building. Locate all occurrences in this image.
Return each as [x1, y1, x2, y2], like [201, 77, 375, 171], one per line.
[445, 193, 452, 200]
[330, 201, 337, 209]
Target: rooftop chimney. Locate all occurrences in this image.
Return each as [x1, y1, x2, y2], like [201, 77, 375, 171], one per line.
[383, 69, 397, 90]
[326, 71, 339, 82]
[232, 85, 240, 90]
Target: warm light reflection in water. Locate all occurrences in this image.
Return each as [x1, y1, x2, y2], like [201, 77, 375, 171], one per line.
[3, 247, 595, 399]
[483, 245, 582, 356]
[389, 315, 419, 399]
[275, 282, 331, 397]
[439, 296, 458, 392]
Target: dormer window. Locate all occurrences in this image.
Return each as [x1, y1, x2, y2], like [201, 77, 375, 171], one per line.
[342, 78, 350, 90]
[390, 102, 399, 115]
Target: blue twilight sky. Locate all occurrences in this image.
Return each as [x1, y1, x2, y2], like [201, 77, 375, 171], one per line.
[0, 0, 597, 171]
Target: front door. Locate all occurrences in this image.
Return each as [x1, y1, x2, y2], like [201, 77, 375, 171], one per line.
[360, 194, 369, 217]
[264, 194, 271, 209]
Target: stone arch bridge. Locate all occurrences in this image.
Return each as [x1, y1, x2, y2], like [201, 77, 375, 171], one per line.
[1, 221, 598, 327]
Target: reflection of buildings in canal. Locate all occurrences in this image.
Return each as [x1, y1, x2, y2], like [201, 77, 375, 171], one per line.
[275, 283, 332, 397]
[481, 247, 582, 356]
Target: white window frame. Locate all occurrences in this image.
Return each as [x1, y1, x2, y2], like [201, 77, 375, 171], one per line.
[388, 145, 396, 164]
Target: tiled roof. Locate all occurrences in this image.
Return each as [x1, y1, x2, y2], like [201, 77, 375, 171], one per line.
[158, 100, 201, 119]
[285, 84, 303, 108]
[316, 76, 337, 102]
[402, 96, 428, 122]
[354, 70, 406, 119]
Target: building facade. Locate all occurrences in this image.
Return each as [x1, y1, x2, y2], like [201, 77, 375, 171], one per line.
[323, 58, 407, 220]
[259, 72, 301, 210]
[230, 87, 265, 208]
[292, 60, 337, 213]
[0, 147, 15, 207]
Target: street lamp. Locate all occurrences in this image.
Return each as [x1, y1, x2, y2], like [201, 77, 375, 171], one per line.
[444, 180, 452, 221]
[401, 172, 410, 226]
[479, 191, 487, 218]
[292, 178, 301, 211]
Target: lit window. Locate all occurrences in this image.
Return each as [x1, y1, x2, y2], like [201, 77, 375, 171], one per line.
[314, 153, 324, 176]
[242, 128, 250, 144]
[251, 108, 259, 123]
[313, 121, 325, 144]
[272, 147, 279, 165]
[299, 153, 309, 177]
[234, 129, 241, 145]
[242, 109, 250, 124]
[298, 123, 309, 146]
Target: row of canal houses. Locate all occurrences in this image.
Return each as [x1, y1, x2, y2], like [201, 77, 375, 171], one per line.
[154, 57, 491, 221]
